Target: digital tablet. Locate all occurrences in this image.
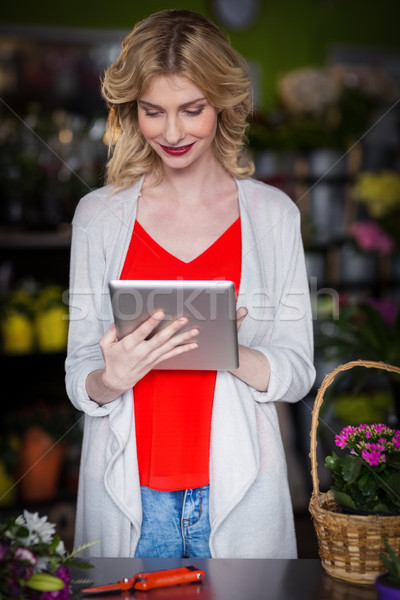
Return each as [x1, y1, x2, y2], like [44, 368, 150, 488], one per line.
[109, 279, 238, 370]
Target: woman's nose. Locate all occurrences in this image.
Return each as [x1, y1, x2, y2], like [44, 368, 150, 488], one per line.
[163, 116, 184, 145]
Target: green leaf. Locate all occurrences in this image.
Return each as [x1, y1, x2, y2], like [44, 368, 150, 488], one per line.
[357, 472, 373, 492]
[65, 539, 99, 561]
[65, 557, 94, 570]
[341, 454, 362, 483]
[50, 534, 61, 552]
[334, 490, 357, 510]
[325, 454, 339, 471]
[380, 471, 400, 508]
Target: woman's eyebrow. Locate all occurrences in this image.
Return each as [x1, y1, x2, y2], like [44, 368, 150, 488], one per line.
[138, 97, 207, 110]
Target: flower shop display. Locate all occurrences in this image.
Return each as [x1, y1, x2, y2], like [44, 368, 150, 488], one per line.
[375, 537, 400, 599]
[17, 426, 66, 504]
[353, 170, 400, 253]
[0, 510, 96, 599]
[0, 400, 82, 506]
[309, 360, 400, 584]
[325, 423, 400, 515]
[0, 283, 69, 355]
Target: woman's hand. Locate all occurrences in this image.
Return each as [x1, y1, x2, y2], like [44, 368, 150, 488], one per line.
[236, 306, 248, 330]
[86, 312, 199, 405]
[231, 306, 271, 392]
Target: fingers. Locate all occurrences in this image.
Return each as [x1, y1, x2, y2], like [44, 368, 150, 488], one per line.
[100, 323, 117, 349]
[122, 312, 198, 354]
[153, 339, 199, 366]
[236, 306, 248, 331]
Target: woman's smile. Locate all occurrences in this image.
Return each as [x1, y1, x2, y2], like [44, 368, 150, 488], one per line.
[159, 142, 196, 156]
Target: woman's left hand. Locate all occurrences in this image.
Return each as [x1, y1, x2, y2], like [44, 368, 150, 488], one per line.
[236, 306, 248, 330]
[232, 306, 270, 392]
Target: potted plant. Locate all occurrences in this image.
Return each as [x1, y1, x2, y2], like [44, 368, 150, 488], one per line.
[375, 537, 400, 599]
[325, 423, 400, 515]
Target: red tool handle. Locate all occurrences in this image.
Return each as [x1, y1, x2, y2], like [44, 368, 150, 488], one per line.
[80, 566, 205, 594]
[134, 566, 205, 591]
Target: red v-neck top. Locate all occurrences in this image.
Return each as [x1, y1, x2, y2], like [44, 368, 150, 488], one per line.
[120, 218, 241, 491]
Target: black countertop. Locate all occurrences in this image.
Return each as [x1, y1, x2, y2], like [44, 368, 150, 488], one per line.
[75, 558, 378, 600]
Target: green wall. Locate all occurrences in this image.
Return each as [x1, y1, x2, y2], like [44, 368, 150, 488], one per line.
[2, 0, 400, 109]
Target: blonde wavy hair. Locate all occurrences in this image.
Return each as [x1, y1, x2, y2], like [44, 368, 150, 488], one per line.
[101, 9, 254, 190]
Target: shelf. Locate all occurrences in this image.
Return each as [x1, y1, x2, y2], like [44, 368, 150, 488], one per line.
[0, 226, 72, 250]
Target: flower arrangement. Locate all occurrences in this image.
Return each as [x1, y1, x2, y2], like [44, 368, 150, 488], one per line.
[272, 65, 372, 151]
[0, 511, 96, 599]
[353, 171, 400, 251]
[325, 423, 400, 514]
[247, 65, 374, 153]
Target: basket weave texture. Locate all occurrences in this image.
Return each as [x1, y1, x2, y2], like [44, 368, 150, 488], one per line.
[309, 359, 400, 585]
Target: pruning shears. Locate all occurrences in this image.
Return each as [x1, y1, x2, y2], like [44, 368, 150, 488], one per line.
[81, 566, 205, 594]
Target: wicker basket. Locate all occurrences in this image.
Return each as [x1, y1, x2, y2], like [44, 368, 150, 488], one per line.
[309, 359, 400, 584]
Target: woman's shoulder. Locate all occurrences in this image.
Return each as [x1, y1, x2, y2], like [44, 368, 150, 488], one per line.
[238, 177, 300, 216]
[72, 180, 142, 229]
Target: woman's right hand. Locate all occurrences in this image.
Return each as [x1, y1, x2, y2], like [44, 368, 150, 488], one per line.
[87, 312, 199, 405]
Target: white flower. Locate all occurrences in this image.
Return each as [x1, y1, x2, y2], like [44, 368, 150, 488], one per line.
[15, 511, 56, 546]
[35, 556, 52, 573]
[55, 539, 66, 557]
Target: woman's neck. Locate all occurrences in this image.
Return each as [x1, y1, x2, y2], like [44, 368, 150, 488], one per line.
[144, 159, 234, 207]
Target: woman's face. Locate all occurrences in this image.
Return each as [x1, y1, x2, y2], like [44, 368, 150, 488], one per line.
[137, 75, 219, 172]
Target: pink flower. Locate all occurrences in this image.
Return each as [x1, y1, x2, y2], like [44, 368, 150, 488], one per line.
[350, 220, 395, 254]
[14, 547, 37, 566]
[362, 449, 383, 466]
[375, 424, 385, 432]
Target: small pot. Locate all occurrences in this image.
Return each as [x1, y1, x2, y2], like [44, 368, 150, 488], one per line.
[375, 573, 400, 600]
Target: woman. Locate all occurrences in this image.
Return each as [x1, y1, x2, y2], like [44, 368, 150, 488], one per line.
[66, 9, 315, 559]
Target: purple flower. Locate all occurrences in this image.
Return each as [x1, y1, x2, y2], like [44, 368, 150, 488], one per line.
[5, 575, 24, 598]
[5, 560, 35, 596]
[38, 566, 71, 600]
[0, 539, 10, 560]
[367, 298, 397, 326]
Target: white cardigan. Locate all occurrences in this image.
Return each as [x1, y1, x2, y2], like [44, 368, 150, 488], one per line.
[65, 176, 315, 558]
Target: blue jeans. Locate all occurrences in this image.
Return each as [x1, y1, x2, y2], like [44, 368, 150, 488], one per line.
[134, 485, 212, 558]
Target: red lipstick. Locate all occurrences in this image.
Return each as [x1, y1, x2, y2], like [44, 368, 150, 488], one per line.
[160, 142, 195, 156]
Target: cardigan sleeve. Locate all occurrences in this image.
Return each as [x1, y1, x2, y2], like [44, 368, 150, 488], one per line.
[248, 207, 315, 404]
[65, 204, 123, 417]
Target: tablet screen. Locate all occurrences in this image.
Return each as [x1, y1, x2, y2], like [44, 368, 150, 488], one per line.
[109, 280, 238, 370]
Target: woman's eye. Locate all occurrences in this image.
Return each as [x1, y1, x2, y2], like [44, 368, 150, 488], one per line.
[185, 107, 204, 116]
[144, 111, 160, 117]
